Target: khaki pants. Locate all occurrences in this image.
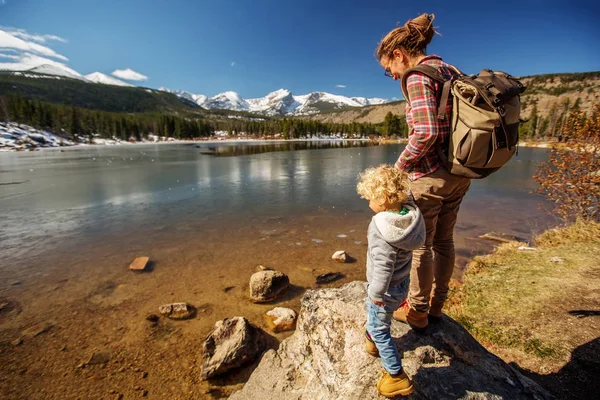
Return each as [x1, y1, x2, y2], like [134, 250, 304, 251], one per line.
[408, 167, 471, 313]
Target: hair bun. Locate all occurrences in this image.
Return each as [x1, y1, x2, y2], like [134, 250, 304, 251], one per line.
[404, 13, 436, 48]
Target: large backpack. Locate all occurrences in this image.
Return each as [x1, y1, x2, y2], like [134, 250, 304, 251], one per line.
[401, 65, 526, 179]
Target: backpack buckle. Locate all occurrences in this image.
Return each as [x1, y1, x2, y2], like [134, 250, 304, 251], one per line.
[497, 105, 506, 116]
[494, 125, 508, 149]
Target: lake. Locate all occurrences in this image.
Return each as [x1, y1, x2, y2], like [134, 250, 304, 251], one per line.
[0, 140, 555, 398]
[0, 141, 553, 278]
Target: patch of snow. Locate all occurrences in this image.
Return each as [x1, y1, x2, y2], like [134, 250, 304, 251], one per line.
[158, 87, 208, 108]
[0, 122, 74, 151]
[84, 72, 133, 87]
[26, 64, 89, 82]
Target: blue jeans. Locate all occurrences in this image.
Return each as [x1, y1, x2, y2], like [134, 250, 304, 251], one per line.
[366, 278, 410, 375]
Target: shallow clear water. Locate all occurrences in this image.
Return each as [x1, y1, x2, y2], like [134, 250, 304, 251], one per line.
[0, 141, 553, 280]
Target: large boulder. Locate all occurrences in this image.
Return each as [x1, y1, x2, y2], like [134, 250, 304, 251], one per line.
[200, 317, 266, 380]
[229, 282, 551, 400]
[249, 270, 289, 303]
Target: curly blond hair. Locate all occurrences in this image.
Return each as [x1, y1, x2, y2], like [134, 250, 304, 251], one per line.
[356, 164, 409, 206]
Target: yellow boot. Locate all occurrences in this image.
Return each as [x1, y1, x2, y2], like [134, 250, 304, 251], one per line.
[365, 331, 379, 357]
[377, 370, 414, 397]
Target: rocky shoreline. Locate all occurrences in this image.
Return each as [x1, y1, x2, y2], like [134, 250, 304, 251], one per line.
[1, 122, 555, 152]
[228, 281, 551, 399]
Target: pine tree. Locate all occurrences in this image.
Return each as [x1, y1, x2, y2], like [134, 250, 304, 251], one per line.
[69, 107, 80, 138]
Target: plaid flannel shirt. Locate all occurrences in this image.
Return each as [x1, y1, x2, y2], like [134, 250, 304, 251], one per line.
[395, 55, 460, 181]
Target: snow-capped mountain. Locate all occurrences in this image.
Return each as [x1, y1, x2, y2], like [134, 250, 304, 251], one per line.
[21, 64, 90, 82]
[204, 91, 249, 111]
[85, 72, 133, 87]
[247, 89, 297, 116]
[158, 87, 207, 107]
[159, 87, 388, 116]
[4, 63, 389, 115]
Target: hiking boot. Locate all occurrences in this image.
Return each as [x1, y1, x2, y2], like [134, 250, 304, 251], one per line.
[377, 370, 414, 397]
[393, 300, 428, 332]
[365, 331, 379, 357]
[429, 298, 445, 322]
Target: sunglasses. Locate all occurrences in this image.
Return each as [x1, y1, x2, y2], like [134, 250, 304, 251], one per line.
[384, 59, 393, 78]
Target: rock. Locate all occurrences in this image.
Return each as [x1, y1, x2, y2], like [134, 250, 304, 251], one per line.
[256, 265, 273, 271]
[332, 250, 349, 263]
[129, 256, 150, 271]
[0, 298, 21, 319]
[518, 246, 538, 251]
[200, 316, 267, 380]
[158, 303, 194, 319]
[11, 338, 23, 346]
[549, 256, 564, 263]
[264, 308, 297, 333]
[316, 272, 344, 285]
[87, 352, 111, 365]
[22, 322, 53, 337]
[229, 282, 552, 400]
[480, 232, 524, 243]
[145, 314, 160, 322]
[249, 270, 289, 303]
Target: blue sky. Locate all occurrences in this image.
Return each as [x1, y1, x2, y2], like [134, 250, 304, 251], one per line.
[1, 0, 599, 100]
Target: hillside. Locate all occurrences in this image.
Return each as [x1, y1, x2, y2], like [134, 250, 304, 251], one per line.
[307, 71, 600, 125]
[0, 72, 200, 114]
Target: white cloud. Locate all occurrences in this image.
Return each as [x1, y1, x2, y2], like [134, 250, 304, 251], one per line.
[111, 68, 148, 81]
[231, 61, 236, 67]
[0, 53, 19, 60]
[336, 84, 346, 88]
[0, 29, 68, 61]
[1, 27, 67, 43]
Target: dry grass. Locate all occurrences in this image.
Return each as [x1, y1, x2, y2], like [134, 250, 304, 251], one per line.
[535, 219, 600, 248]
[447, 220, 600, 373]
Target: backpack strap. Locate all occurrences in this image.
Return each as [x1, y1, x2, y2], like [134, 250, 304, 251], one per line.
[400, 64, 452, 121]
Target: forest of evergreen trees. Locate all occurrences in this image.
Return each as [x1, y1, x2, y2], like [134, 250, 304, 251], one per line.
[1, 91, 595, 143]
[0, 94, 403, 140]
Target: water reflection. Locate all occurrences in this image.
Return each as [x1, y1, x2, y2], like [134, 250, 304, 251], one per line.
[0, 142, 553, 271]
[198, 140, 376, 157]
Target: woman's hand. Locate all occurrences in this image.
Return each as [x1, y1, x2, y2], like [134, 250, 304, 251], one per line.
[371, 298, 385, 307]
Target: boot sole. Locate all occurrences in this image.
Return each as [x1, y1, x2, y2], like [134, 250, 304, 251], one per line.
[380, 384, 414, 397]
[428, 314, 443, 323]
[408, 323, 428, 334]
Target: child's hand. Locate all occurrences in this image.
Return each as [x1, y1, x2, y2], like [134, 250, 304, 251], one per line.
[371, 298, 385, 307]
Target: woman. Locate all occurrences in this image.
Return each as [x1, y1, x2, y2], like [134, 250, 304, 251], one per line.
[376, 14, 470, 331]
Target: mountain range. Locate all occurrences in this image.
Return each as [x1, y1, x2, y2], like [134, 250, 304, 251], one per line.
[3, 63, 388, 116]
[158, 87, 387, 116]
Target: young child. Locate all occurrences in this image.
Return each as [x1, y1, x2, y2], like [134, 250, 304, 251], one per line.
[356, 164, 426, 398]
